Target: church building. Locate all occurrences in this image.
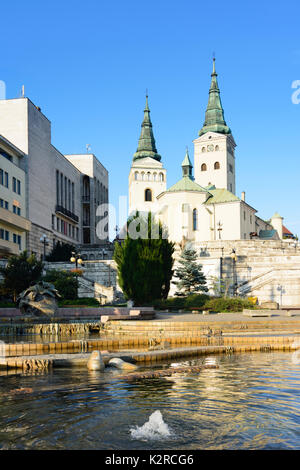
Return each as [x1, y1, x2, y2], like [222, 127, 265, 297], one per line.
[128, 59, 284, 245]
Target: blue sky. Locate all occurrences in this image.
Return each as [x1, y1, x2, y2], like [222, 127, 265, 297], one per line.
[1, 0, 300, 239]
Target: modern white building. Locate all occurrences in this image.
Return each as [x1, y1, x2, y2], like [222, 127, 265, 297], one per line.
[0, 97, 108, 258]
[128, 60, 285, 245]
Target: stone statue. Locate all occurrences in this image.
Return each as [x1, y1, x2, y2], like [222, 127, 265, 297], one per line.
[17, 281, 61, 317]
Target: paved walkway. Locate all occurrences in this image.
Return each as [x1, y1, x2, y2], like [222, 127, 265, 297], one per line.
[155, 311, 300, 322]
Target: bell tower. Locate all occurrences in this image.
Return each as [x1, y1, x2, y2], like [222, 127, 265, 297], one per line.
[129, 94, 166, 214]
[193, 59, 236, 194]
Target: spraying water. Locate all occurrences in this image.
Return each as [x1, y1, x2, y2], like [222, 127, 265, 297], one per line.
[130, 410, 173, 441]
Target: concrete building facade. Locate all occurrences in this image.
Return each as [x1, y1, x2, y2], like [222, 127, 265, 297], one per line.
[0, 97, 108, 258]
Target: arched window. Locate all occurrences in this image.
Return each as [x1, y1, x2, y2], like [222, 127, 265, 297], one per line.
[193, 209, 198, 231]
[141, 172, 145, 181]
[215, 145, 219, 151]
[214, 161, 220, 170]
[147, 172, 151, 181]
[201, 147, 206, 153]
[134, 171, 139, 181]
[145, 188, 152, 202]
[201, 163, 207, 171]
[153, 172, 157, 181]
[159, 172, 164, 182]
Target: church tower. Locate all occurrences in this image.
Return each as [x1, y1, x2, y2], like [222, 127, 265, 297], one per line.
[129, 95, 166, 214]
[193, 59, 236, 194]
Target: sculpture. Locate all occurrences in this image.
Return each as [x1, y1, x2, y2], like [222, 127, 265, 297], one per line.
[17, 281, 61, 317]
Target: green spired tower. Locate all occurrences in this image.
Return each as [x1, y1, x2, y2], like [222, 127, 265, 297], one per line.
[198, 58, 231, 137]
[133, 94, 161, 162]
[194, 58, 236, 194]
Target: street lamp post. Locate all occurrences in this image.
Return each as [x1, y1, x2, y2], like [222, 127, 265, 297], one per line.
[230, 248, 238, 297]
[70, 252, 83, 298]
[70, 252, 83, 268]
[39, 234, 49, 261]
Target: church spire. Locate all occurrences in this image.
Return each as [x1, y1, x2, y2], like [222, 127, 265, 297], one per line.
[181, 147, 193, 179]
[133, 93, 161, 162]
[198, 58, 231, 137]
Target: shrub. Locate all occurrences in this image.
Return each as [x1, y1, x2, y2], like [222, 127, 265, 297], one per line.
[0, 251, 43, 302]
[46, 241, 75, 262]
[59, 297, 100, 307]
[152, 294, 210, 311]
[202, 297, 256, 313]
[43, 270, 78, 300]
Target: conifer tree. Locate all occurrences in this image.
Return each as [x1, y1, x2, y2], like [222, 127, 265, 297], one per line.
[113, 212, 175, 305]
[173, 246, 208, 296]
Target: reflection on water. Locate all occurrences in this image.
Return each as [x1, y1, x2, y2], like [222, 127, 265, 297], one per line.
[0, 352, 299, 450]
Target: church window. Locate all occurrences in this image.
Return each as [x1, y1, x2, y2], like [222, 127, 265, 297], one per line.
[214, 161, 220, 170]
[153, 173, 157, 181]
[159, 173, 164, 182]
[201, 147, 206, 153]
[201, 163, 207, 171]
[193, 209, 198, 231]
[244, 211, 246, 221]
[134, 171, 139, 181]
[141, 172, 145, 181]
[145, 188, 152, 202]
[147, 172, 151, 181]
[215, 145, 219, 151]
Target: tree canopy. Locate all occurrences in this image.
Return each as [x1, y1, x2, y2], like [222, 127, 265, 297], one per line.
[113, 212, 175, 305]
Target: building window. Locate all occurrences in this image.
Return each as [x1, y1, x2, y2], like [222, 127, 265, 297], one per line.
[153, 173, 157, 181]
[147, 172, 151, 181]
[230, 183, 233, 192]
[0, 169, 3, 185]
[134, 171, 139, 181]
[193, 208, 198, 231]
[201, 163, 207, 171]
[229, 164, 233, 173]
[5, 230, 9, 241]
[17, 180, 21, 195]
[214, 161, 220, 170]
[56, 170, 59, 205]
[145, 188, 152, 202]
[13, 177, 16, 192]
[215, 145, 219, 151]
[250, 215, 252, 224]
[159, 173, 164, 182]
[201, 147, 206, 153]
[5, 172, 8, 188]
[141, 172, 145, 181]
[244, 211, 246, 221]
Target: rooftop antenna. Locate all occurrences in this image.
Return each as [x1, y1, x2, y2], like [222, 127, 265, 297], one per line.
[86, 144, 91, 153]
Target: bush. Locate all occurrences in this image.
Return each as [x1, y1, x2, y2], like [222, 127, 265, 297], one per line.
[46, 242, 75, 262]
[202, 297, 256, 313]
[0, 302, 16, 308]
[153, 294, 210, 311]
[43, 270, 78, 300]
[59, 297, 101, 307]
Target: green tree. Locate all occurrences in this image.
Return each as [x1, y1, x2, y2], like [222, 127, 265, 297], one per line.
[43, 269, 78, 300]
[0, 251, 44, 302]
[173, 246, 208, 296]
[113, 212, 175, 305]
[46, 241, 75, 262]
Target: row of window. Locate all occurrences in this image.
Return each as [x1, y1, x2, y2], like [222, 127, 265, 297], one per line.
[134, 171, 164, 182]
[0, 228, 21, 247]
[56, 170, 75, 213]
[0, 199, 21, 215]
[243, 211, 253, 224]
[52, 214, 79, 240]
[201, 145, 220, 153]
[0, 169, 21, 194]
[201, 162, 220, 171]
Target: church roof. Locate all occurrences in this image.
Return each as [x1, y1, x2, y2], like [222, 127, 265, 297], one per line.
[204, 188, 240, 205]
[166, 176, 209, 193]
[133, 94, 161, 162]
[198, 58, 231, 137]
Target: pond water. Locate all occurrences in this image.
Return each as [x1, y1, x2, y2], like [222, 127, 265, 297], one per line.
[0, 351, 299, 450]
